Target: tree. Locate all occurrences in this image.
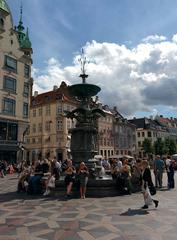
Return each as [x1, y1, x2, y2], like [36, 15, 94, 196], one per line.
[154, 138, 166, 155]
[168, 139, 177, 155]
[142, 138, 154, 157]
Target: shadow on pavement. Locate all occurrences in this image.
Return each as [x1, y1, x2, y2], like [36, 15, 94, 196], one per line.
[120, 208, 149, 216]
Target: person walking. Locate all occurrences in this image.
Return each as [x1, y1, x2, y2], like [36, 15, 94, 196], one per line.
[141, 160, 159, 209]
[153, 155, 165, 188]
[78, 162, 89, 199]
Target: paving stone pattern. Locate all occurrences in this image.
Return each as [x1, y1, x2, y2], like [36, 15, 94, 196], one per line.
[0, 174, 177, 240]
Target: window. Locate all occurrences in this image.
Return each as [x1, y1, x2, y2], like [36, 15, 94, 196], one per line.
[45, 121, 51, 131]
[0, 18, 4, 28]
[4, 56, 17, 72]
[3, 76, 16, 93]
[138, 141, 141, 147]
[137, 132, 140, 138]
[33, 109, 36, 117]
[38, 123, 42, 132]
[67, 120, 71, 130]
[32, 138, 36, 144]
[2, 98, 15, 115]
[24, 64, 30, 78]
[46, 104, 50, 116]
[57, 119, 63, 131]
[142, 132, 145, 137]
[148, 131, 152, 137]
[32, 124, 36, 133]
[38, 107, 42, 116]
[57, 103, 63, 114]
[23, 103, 29, 118]
[0, 122, 18, 140]
[23, 83, 29, 97]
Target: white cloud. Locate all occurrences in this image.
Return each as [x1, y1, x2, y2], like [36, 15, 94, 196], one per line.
[142, 35, 167, 43]
[33, 34, 177, 116]
[172, 34, 177, 43]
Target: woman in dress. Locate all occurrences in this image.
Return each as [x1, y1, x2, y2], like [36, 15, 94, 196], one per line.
[141, 160, 159, 209]
[64, 160, 76, 198]
[78, 162, 89, 199]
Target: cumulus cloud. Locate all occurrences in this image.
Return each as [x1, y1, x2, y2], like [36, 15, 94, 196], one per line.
[142, 35, 167, 43]
[33, 34, 177, 116]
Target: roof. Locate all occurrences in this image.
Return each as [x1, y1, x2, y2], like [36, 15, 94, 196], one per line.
[31, 82, 77, 108]
[155, 116, 177, 128]
[0, 0, 10, 14]
[21, 28, 32, 49]
[129, 117, 166, 130]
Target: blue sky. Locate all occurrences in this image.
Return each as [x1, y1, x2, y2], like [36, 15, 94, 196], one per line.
[7, 0, 177, 118]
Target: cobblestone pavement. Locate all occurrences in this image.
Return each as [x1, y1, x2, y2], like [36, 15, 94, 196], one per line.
[0, 173, 177, 240]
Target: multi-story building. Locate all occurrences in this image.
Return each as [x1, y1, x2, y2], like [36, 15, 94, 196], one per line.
[0, 1, 32, 163]
[97, 105, 136, 158]
[129, 117, 168, 157]
[155, 115, 177, 140]
[25, 82, 77, 162]
[97, 105, 114, 158]
[113, 108, 136, 156]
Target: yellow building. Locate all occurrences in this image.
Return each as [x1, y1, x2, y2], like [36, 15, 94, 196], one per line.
[0, 1, 32, 163]
[25, 82, 77, 162]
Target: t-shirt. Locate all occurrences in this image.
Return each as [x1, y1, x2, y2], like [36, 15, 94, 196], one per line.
[154, 159, 164, 171]
[166, 159, 171, 172]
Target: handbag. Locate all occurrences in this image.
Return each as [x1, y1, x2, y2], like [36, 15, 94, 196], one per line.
[48, 176, 55, 188]
[149, 185, 156, 196]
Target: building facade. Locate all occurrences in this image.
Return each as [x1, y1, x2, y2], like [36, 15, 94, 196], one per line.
[97, 105, 136, 159]
[114, 116, 136, 157]
[129, 117, 169, 157]
[25, 82, 76, 162]
[0, 1, 32, 163]
[97, 105, 114, 158]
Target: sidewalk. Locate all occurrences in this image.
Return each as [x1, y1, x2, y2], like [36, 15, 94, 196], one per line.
[0, 173, 176, 240]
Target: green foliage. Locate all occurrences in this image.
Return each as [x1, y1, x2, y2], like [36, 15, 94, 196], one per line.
[154, 138, 166, 155]
[153, 138, 177, 155]
[168, 139, 177, 155]
[142, 138, 154, 154]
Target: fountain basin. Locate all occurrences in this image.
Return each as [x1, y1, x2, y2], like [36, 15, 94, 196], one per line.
[68, 83, 101, 98]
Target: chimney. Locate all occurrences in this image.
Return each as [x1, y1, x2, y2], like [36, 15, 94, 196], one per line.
[34, 91, 38, 97]
[53, 85, 58, 91]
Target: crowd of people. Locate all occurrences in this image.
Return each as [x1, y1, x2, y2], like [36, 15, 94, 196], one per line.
[0, 160, 15, 177]
[1, 154, 175, 208]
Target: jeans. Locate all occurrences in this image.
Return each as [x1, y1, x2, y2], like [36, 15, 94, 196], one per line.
[155, 170, 163, 187]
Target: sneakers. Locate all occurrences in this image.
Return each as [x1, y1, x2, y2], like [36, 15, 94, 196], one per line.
[141, 205, 148, 209]
[154, 200, 159, 208]
[43, 190, 50, 196]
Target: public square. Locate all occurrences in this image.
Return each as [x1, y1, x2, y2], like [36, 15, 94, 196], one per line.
[0, 173, 177, 240]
